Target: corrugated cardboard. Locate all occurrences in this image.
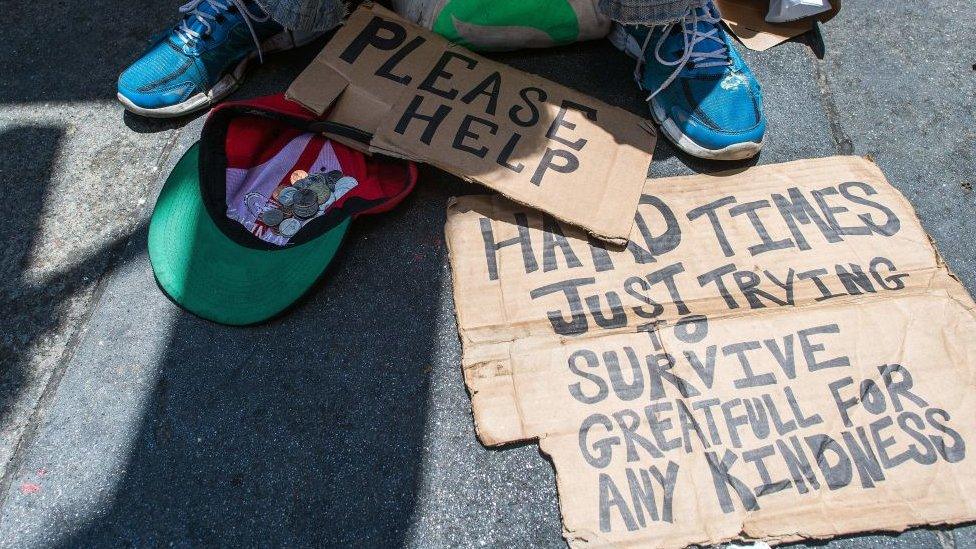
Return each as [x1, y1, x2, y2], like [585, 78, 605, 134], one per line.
[287, 4, 655, 245]
[446, 156, 976, 547]
[717, 0, 841, 51]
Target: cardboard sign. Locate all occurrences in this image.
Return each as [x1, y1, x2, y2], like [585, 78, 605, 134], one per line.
[446, 156, 976, 547]
[717, 0, 841, 51]
[287, 4, 655, 245]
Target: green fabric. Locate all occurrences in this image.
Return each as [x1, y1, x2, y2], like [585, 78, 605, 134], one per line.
[432, 0, 580, 51]
[148, 143, 348, 325]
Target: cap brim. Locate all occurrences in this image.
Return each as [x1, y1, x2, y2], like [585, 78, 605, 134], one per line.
[148, 143, 348, 326]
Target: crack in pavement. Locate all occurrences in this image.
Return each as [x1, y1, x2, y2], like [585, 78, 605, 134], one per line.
[808, 51, 855, 156]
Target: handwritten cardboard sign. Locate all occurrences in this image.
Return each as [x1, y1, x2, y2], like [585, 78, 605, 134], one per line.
[446, 156, 976, 547]
[286, 4, 654, 245]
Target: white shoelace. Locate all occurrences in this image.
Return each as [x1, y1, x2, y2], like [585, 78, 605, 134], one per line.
[635, 8, 732, 101]
[174, 0, 271, 62]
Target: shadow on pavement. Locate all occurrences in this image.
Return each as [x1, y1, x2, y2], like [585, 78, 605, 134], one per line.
[0, 125, 63, 428]
[0, 126, 145, 444]
[52, 175, 469, 545]
[0, 0, 175, 105]
[0, 0, 330, 133]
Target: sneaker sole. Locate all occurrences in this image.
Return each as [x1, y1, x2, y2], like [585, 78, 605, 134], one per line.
[608, 25, 763, 161]
[119, 29, 323, 119]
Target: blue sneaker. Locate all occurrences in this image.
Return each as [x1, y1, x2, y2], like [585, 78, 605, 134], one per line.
[118, 0, 322, 118]
[609, 4, 766, 160]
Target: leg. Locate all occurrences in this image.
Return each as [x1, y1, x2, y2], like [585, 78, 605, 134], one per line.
[604, 0, 767, 160]
[255, 0, 346, 32]
[117, 0, 343, 118]
[599, 0, 706, 26]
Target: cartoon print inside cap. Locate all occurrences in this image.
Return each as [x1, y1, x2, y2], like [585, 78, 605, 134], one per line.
[224, 133, 359, 246]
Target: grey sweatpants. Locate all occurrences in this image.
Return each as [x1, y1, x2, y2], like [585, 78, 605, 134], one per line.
[255, 0, 709, 32]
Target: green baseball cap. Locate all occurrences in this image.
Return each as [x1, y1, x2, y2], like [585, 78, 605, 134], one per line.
[148, 95, 417, 325]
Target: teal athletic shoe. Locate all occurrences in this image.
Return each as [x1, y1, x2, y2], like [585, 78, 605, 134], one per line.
[610, 3, 766, 160]
[118, 0, 322, 118]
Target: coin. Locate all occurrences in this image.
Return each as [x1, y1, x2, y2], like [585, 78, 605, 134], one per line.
[293, 189, 320, 218]
[306, 176, 332, 203]
[293, 177, 312, 190]
[296, 188, 318, 206]
[259, 208, 284, 227]
[304, 172, 328, 184]
[244, 192, 266, 216]
[278, 217, 301, 237]
[277, 186, 299, 207]
[289, 170, 308, 184]
[293, 203, 318, 219]
[323, 169, 343, 184]
[314, 187, 332, 204]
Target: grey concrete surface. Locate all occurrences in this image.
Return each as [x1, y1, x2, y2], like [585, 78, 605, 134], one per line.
[0, 0, 973, 547]
[818, 1, 976, 291]
[0, 0, 183, 485]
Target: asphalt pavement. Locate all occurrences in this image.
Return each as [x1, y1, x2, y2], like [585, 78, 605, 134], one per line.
[0, 0, 973, 547]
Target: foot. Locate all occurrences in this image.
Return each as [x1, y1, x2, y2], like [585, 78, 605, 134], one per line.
[610, 3, 766, 160]
[118, 0, 320, 118]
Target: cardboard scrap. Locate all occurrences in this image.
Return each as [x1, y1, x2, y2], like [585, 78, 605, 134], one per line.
[717, 0, 841, 51]
[287, 4, 655, 245]
[446, 156, 976, 547]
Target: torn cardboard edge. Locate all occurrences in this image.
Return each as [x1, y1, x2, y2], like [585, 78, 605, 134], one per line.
[445, 154, 976, 547]
[286, 3, 656, 246]
[717, 0, 841, 51]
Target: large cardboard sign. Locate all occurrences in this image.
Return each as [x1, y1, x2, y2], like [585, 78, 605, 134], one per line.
[446, 156, 976, 547]
[287, 4, 655, 244]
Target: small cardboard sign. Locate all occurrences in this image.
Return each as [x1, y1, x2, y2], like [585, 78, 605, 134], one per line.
[446, 156, 976, 547]
[717, 0, 841, 51]
[287, 4, 655, 245]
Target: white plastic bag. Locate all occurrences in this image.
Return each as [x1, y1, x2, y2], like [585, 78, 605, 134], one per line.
[766, 0, 831, 23]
